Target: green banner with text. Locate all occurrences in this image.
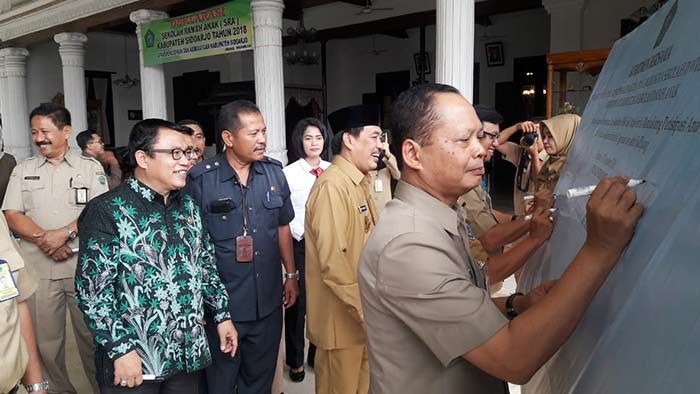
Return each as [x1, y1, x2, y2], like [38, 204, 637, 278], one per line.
[141, 0, 253, 66]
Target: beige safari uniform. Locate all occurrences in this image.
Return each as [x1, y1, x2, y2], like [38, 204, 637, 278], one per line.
[367, 151, 400, 215]
[359, 181, 508, 394]
[305, 155, 377, 394]
[0, 214, 38, 394]
[458, 186, 504, 294]
[2, 149, 107, 394]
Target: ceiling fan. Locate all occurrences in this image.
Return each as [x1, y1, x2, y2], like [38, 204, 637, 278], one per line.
[355, 0, 393, 16]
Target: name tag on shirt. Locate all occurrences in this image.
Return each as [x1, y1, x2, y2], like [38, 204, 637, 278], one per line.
[75, 188, 88, 205]
[0, 261, 19, 302]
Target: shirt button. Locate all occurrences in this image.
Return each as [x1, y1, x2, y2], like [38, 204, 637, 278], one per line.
[252, 229, 257, 233]
[222, 215, 227, 220]
[254, 251, 259, 256]
[248, 207, 253, 211]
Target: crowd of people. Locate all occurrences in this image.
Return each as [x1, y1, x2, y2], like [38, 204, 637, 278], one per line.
[1, 83, 644, 394]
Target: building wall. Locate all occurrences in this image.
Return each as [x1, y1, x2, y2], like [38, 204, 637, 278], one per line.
[582, 0, 656, 50]
[17, 1, 657, 147]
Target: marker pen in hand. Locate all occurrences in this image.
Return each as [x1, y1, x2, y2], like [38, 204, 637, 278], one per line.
[565, 179, 645, 199]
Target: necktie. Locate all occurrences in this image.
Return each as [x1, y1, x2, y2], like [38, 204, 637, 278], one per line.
[310, 167, 324, 177]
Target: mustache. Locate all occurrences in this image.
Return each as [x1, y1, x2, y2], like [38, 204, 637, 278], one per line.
[36, 141, 51, 146]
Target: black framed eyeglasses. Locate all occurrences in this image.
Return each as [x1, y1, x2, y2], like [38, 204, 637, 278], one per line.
[149, 148, 198, 160]
[478, 130, 500, 141]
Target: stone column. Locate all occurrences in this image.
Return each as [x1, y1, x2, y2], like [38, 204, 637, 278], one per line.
[542, 0, 585, 53]
[252, 0, 287, 164]
[0, 48, 32, 159]
[436, 0, 475, 102]
[130, 9, 168, 120]
[0, 56, 8, 142]
[55, 32, 88, 148]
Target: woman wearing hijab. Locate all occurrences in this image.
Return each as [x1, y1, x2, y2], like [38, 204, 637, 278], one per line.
[532, 114, 581, 193]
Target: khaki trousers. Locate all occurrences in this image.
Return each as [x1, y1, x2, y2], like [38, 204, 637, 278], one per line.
[315, 346, 369, 394]
[28, 278, 98, 394]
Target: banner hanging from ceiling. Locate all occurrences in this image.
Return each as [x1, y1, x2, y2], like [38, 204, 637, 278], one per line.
[140, 0, 253, 66]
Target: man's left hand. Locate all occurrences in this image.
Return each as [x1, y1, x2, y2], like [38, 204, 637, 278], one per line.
[50, 245, 74, 262]
[33, 229, 68, 256]
[216, 320, 238, 357]
[283, 279, 299, 309]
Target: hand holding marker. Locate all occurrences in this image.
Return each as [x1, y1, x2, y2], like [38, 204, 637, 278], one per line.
[522, 179, 645, 220]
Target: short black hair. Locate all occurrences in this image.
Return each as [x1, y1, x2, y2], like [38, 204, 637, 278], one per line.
[390, 83, 461, 169]
[176, 119, 204, 131]
[76, 130, 98, 151]
[474, 105, 504, 125]
[29, 103, 71, 128]
[291, 117, 329, 159]
[128, 118, 193, 168]
[217, 100, 261, 135]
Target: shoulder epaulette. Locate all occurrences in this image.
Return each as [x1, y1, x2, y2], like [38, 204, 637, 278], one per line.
[188, 157, 220, 178]
[262, 156, 283, 168]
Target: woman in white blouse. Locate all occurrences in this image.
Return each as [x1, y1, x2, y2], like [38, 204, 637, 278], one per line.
[282, 117, 331, 382]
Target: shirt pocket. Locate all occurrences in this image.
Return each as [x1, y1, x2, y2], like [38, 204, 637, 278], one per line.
[206, 212, 237, 253]
[20, 181, 44, 211]
[262, 192, 284, 210]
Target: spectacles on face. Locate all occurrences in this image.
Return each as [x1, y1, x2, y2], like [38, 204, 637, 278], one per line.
[149, 147, 198, 161]
[478, 130, 500, 141]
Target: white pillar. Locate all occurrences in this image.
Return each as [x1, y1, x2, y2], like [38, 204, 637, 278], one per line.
[436, 0, 475, 103]
[55, 32, 88, 148]
[252, 0, 287, 164]
[0, 56, 8, 142]
[130, 9, 168, 120]
[542, 0, 585, 53]
[0, 48, 32, 159]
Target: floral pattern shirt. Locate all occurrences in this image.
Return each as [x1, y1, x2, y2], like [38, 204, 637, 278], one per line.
[75, 178, 231, 380]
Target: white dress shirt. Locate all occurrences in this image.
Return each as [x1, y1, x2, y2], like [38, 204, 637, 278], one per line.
[283, 157, 331, 241]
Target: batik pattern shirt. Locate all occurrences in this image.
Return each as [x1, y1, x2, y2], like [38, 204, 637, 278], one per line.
[75, 178, 231, 379]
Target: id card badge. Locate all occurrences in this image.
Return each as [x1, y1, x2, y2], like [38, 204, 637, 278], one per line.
[75, 188, 88, 205]
[374, 178, 383, 193]
[0, 261, 19, 302]
[236, 235, 254, 263]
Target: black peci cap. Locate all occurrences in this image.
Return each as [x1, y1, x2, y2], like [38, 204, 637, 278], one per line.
[328, 104, 381, 154]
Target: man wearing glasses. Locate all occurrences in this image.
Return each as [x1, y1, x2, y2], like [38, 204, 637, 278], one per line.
[457, 105, 554, 295]
[3, 103, 109, 393]
[75, 118, 238, 393]
[76, 130, 123, 189]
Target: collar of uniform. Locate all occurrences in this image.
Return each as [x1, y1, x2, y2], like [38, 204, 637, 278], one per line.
[127, 177, 181, 205]
[38, 148, 78, 168]
[394, 180, 461, 236]
[297, 157, 314, 173]
[218, 152, 265, 183]
[331, 155, 365, 186]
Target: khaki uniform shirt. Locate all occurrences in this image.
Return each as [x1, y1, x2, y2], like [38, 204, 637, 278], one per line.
[0, 214, 38, 393]
[367, 151, 400, 215]
[2, 149, 109, 279]
[305, 155, 377, 349]
[359, 181, 508, 394]
[458, 186, 504, 294]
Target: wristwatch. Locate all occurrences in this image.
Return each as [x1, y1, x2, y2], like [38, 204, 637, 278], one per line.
[24, 381, 49, 392]
[66, 227, 78, 240]
[284, 270, 300, 280]
[506, 292, 524, 320]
